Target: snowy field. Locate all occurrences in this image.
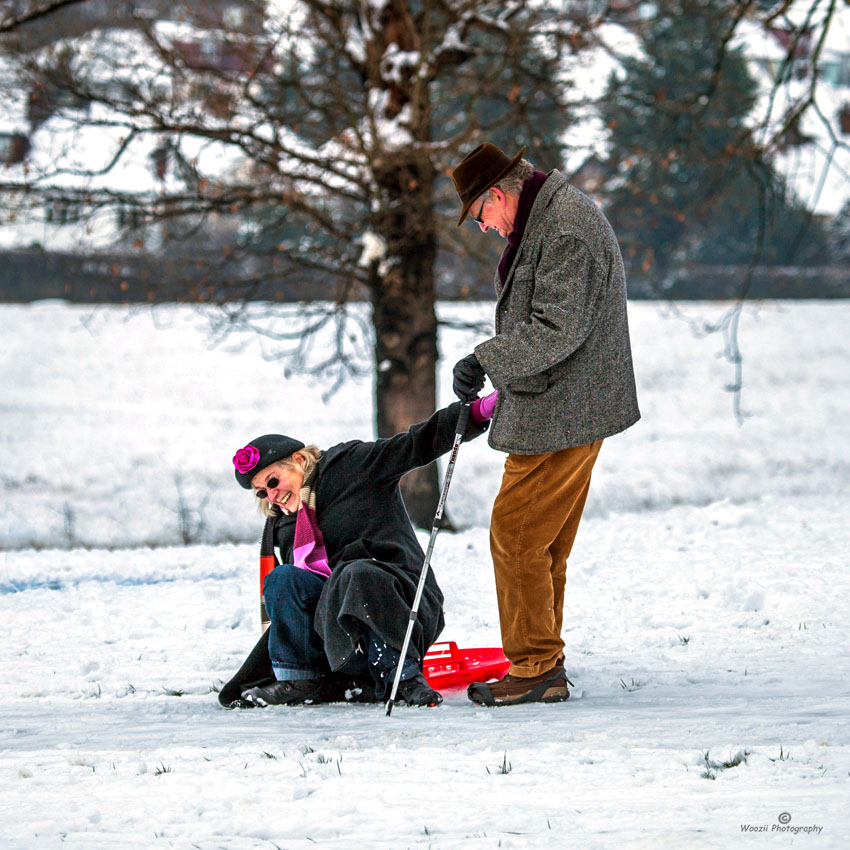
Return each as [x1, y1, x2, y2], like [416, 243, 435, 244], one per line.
[1, 299, 849, 849]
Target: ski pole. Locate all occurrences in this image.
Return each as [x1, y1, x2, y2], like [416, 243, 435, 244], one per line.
[386, 402, 471, 716]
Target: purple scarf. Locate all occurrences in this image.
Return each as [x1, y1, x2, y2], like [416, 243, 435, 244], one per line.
[497, 169, 549, 286]
[290, 467, 331, 579]
[293, 504, 331, 579]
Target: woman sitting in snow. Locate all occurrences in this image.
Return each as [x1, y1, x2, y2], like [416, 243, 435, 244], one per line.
[217, 399, 493, 709]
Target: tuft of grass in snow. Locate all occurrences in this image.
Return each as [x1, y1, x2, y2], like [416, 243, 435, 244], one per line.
[486, 752, 512, 775]
[679, 635, 691, 645]
[719, 750, 749, 769]
[154, 762, 172, 776]
[619, 677, 643, 692]
[312, 752, 342, 774]
[769, 746, 792, 762]
[700, 749, 750, 780]
[161, 686, 185, 697]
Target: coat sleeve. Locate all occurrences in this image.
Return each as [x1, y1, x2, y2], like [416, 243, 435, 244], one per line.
[474, 234, 607, 385]
[348, 401, 486, 485]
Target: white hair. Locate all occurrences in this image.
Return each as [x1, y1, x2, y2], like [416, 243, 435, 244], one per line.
[493, 158, 536, 196]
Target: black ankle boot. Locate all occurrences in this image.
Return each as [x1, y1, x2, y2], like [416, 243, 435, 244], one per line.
[396, 673, 443, 707]
[240, 677, 325, 706]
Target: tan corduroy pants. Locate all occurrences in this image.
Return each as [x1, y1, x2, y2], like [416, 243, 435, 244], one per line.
[490, 440, 603, 677]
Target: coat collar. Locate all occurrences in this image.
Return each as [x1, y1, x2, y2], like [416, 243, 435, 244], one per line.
[525, 169, 567, 234]
[496, 169, 568, 296]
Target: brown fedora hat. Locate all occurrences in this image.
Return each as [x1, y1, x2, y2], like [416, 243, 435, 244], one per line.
[451, 143, 527, 227]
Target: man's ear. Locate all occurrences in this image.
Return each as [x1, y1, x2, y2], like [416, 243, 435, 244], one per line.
[491, 186, 506, 206]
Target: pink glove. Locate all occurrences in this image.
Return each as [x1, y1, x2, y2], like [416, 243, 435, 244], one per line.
[470, 390, 498, 424]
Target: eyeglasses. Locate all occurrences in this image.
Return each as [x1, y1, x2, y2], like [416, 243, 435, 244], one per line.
[471, 196, 487, 224]
[255, 477, 279, 500]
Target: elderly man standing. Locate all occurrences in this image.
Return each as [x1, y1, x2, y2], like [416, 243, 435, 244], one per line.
[450, 143, 640, 707]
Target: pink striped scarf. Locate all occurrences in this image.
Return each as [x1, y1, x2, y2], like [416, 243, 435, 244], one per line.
[291, 466, 331, 579]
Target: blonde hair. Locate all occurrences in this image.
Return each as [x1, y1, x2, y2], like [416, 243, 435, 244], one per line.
[255, 445, 322, 517]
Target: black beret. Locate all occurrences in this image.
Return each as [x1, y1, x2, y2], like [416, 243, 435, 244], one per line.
[232, 434, 306, 489]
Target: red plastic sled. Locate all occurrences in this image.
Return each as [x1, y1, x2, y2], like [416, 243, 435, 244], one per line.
[422, 641, 510, 691]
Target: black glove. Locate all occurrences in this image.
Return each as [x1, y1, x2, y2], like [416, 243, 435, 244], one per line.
[452, 353, 486, 402]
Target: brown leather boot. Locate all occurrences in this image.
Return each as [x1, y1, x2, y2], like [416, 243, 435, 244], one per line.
[467, 665, 570, 706]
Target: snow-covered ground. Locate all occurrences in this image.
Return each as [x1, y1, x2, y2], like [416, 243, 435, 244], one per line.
[1, 300, 849, 848]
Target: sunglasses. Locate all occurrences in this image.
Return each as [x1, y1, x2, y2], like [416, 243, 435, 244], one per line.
[255, 477, 280, 500]
[471, 196, 487, 224]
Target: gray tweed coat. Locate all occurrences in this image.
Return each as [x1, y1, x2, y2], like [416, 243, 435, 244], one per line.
[474, 170, 640, 454]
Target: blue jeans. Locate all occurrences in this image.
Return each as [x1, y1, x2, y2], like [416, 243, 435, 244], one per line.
[263, 563, 419, 688]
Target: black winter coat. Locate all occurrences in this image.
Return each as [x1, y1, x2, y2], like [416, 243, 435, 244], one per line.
[276, 401, 486, 670]
[218, 402, 486, 703]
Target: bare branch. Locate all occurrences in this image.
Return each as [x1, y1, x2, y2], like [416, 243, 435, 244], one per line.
[0, 0, 88, 34]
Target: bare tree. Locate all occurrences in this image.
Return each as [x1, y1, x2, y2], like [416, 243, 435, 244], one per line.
[595, 0, 849, 422]
[710, 0, 850, 421]
[1, 0, 846, 511]
[0, 0, 583, 524]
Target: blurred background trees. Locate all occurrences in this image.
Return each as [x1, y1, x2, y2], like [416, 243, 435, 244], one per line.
[0, 0, 584, 524]
[599, 0, 832, 281]
[1, 0, 848, 521]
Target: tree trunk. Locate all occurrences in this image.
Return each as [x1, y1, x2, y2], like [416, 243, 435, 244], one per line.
[370, 152, 442, 528]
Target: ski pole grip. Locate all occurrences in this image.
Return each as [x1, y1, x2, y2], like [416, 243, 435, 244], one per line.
[455, 401, 471, 437]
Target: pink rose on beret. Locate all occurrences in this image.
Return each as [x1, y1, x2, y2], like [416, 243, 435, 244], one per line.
[233, 445, 261, 474]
